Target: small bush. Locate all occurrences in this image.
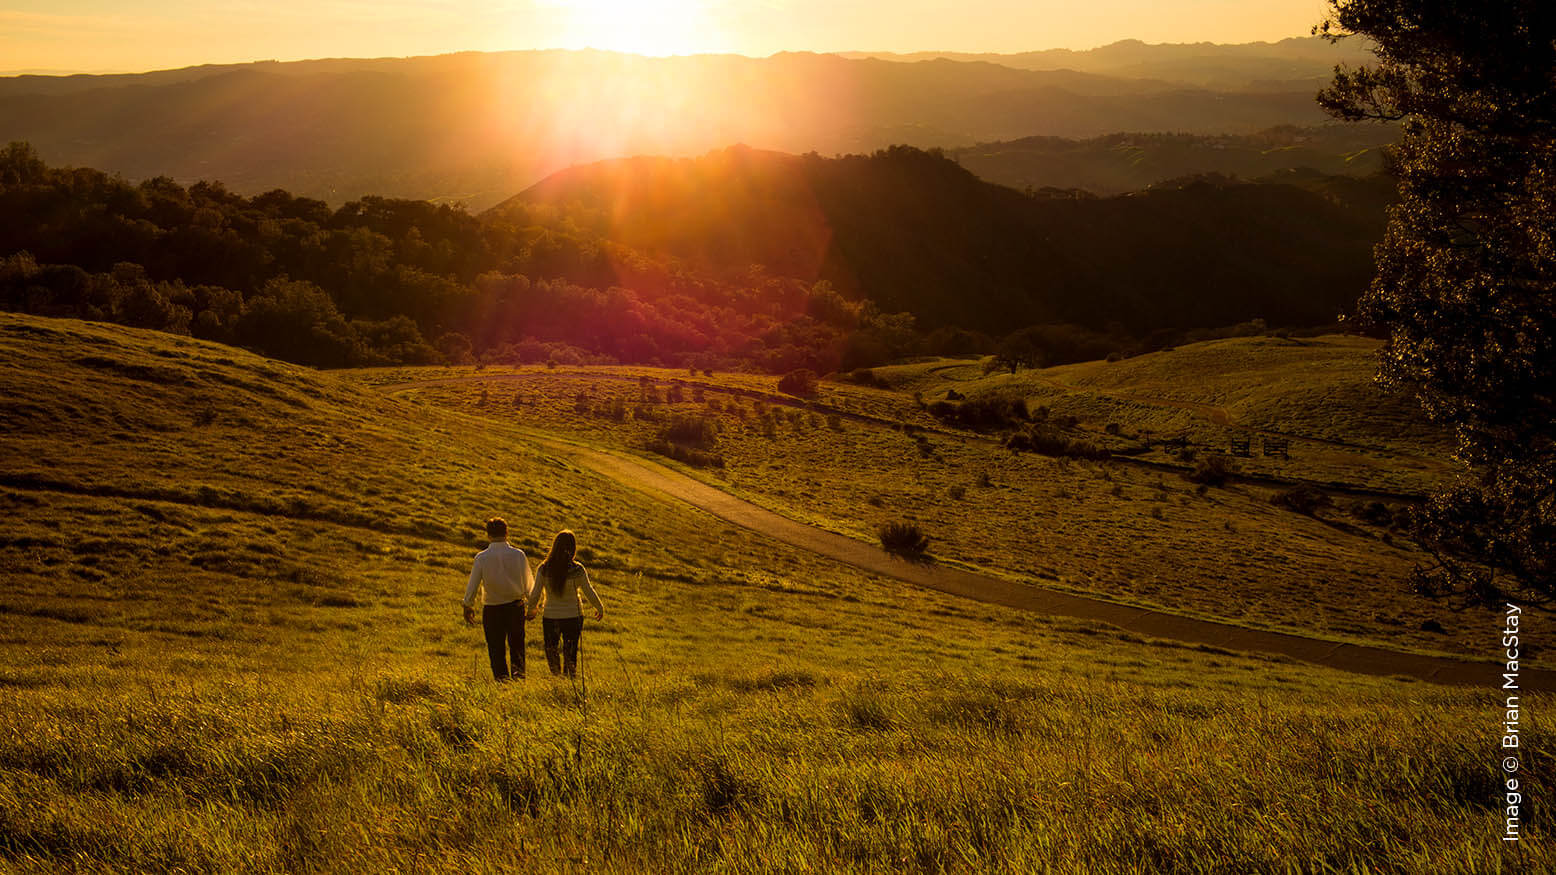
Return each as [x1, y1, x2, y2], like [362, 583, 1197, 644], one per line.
[1004, 425, 1109, 459]
[826, 414, 843, 431]
[777, 369, 818, 396]
[647, 414, 723, 468]
[646, 439, 724, 469]
[1187, 454, 1237, 486]
[1273, 485, 1331, 516]
[1350, 500, 1394, 526]
[879, 521, 930, 559]
[948, 485, 967, 501]
[849, 368, 884, 388]
[661, 414, 718, 447]
[928, 397, 1024, 431]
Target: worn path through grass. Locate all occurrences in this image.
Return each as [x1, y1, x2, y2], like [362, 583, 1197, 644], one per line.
[383, 379, 1554, 691]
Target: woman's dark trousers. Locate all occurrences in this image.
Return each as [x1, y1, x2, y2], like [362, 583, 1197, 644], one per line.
[542, 616, 584, 678]
[482, 601, 525, 680]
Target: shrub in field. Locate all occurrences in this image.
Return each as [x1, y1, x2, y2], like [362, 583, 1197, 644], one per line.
[927, 397, 1023, 431]
[647, 414, 724, 467]
[1187, 454, 1237, 486]
[661, 414, 718, 447]
[1273, 485, 1332, 516]
[646, 440, 724, 468]
[777, 369, 818, 397]
[1004, 425, 1109, 459]
[948, 485, 966, 501]
[849, 367, 884, 388]
[879, 521, 930, 559]
[1350, 500, 1394, 527]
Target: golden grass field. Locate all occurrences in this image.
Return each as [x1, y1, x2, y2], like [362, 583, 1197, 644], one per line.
[374, 334, 1525, 663]
[1, 313, 1548, 872]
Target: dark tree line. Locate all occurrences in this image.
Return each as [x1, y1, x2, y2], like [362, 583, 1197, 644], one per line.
[0, 141, 928, 371]
[3, 141, 1303, 374]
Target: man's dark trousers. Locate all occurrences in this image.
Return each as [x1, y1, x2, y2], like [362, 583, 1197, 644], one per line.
[482, 600, 525, 680]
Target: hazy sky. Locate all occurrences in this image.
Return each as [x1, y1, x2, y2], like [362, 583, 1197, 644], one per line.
[1, 0, 1334, 74]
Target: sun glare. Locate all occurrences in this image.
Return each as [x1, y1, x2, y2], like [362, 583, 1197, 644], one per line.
[548, 0, 723, 56]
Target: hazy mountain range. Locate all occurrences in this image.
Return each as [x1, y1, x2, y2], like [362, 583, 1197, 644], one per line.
[0, 38, 1382, 210]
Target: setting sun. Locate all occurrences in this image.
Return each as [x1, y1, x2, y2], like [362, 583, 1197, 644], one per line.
[543, 0, 725, 56]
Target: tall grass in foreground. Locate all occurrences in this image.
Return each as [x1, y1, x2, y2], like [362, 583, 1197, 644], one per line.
[0, 665, 1545, 873]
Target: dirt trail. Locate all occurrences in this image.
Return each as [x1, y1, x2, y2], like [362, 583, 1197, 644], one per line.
[386, 378, 1550, 691]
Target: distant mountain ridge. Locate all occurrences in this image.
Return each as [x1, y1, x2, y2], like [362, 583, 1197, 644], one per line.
[841, 36, 1378, 90]
[952, 124, 1397, 197]
[0, 45, 1346, 209]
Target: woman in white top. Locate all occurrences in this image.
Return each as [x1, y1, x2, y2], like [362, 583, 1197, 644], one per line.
[524, 530, 605, 678]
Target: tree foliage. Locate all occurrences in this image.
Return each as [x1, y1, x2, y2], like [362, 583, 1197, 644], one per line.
[1319, 0, 1556, 595]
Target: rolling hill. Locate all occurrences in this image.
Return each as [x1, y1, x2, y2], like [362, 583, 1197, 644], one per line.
[2, 310, 1550, 870]
[950, 124, 1397, 196]
[496, 144, 1389, 335]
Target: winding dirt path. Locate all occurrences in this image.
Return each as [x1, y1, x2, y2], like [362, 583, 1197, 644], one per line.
[385, 378, 1550, 690]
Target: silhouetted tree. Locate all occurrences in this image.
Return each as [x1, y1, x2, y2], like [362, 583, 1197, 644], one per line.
[1320, 0, 1556, 596]
[986, 328, 1045, 374]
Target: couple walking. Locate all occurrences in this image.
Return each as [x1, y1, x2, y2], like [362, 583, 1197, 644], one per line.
[461, 517, 605, 681]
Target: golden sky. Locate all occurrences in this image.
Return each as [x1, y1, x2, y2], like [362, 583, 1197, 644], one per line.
[1, 0, 1334, 74]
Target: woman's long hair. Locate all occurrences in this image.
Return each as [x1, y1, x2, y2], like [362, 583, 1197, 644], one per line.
[538, 530, 577, 596]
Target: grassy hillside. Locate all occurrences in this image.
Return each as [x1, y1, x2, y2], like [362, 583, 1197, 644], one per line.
[2, 313, 1547, 872]
[374, 333, 1527, 664]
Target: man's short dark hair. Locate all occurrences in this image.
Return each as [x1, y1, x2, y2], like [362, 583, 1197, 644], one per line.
[485, 517, 508, 540]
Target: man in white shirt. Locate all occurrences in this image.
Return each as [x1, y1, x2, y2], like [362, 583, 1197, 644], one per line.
[462, 517, 533, 680]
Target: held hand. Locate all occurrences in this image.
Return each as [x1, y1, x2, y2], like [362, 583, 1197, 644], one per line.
[462, 605, 476, 626]
[594, 609, 604, 621]
[526, 609, 538, 621]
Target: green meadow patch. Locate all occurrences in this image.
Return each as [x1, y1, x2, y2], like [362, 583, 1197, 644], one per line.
[0, 314, 1548, 872]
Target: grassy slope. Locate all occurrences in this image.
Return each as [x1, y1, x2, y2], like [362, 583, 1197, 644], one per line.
[1, 313, 1547, 873]
[378, 335, 1525, 662]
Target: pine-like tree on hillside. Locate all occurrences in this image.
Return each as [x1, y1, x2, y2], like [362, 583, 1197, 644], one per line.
[1319, 1, 1555, 597]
